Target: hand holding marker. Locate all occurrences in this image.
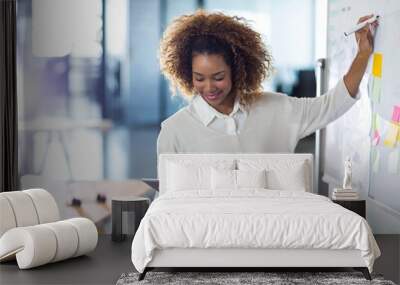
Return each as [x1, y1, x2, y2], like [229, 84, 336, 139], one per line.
[344, 15, 379, 36]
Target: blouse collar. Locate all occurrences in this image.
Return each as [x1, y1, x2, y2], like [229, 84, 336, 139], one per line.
[191, 94, 247, 126]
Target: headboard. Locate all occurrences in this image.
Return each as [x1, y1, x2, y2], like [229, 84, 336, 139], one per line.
[158, 153, 314, 195]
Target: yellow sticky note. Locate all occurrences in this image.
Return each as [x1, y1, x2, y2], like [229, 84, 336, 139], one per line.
[371, 77, 382, 103]
[372, 53, 383, 78]
[371, 113, 381, 131]
[398, 125, 400, 142]
[383, 122, 399, 147]
[371, 113, 377, 131]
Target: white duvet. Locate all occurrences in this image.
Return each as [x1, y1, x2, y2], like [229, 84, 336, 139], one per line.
[131, 190, 380, 273]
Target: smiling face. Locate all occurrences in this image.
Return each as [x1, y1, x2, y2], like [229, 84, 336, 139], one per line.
[192, 53, 234, 115]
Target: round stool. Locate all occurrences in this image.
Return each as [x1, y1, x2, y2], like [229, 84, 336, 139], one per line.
[111, 196, 150, 242]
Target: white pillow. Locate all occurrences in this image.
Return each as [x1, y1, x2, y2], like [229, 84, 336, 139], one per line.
[237, 169, 267, 189]
[211, 168, 267, 190]
[166, 160, 235, 192]
[211, 168, 236, 189]
[237, 159, 309, 191]
[267, 167, 307, 191]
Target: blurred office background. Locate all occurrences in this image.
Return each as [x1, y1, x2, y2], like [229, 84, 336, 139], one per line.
[17, 0, 327, 228]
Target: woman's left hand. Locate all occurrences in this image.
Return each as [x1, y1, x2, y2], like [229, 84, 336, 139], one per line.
[343, 15, 379, 97]
[355, 14, 379, 57]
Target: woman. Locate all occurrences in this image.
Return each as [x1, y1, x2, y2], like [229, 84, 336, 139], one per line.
[157, 10, 377, 155]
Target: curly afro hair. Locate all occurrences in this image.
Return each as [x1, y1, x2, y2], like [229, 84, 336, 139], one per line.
[159, 10, 273, 106]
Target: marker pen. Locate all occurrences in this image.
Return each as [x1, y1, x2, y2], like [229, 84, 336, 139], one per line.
[344, 15, 379, 36]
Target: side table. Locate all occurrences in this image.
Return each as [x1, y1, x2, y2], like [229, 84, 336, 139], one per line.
[332, 199, 366, 218]
[112, 196, 150, 242]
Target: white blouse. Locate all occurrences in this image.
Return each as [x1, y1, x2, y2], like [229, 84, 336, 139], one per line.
[157, 78, 358, 155]
[191, 95, 248, 135]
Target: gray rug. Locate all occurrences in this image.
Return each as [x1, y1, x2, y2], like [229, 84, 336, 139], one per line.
[116, 271, 396, 285]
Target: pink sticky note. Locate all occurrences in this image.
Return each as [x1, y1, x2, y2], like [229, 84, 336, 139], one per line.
[372, 130, 380, 146]
[391, 105, 400, 123]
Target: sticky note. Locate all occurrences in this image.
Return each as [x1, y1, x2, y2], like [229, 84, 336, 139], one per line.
[398, 127, 400, 142]
[371, 114, 376, 136]
[383, 122, 399, 147]
[376, 114, 381, 130]
[388, 149, 400, 174]
[372, 130, 380, 146]
[391, 105, 400, 123]
[371, 113, 382, 141]
[371, 77, 382, 103]
[372, 53, 383, 78]
[371, 113, 376, 130]
[371, 148, 380, 173]
[380, 116, 389, 138]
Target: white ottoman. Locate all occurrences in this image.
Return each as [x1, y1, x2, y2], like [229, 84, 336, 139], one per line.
[0, 189, 98, 269]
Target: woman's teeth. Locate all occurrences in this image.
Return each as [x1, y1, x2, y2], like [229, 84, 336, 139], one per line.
[206, 91, 221, 100]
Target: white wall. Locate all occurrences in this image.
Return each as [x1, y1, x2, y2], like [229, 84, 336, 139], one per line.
[206, 0, 315, 69]
[269, 0, 314, 69]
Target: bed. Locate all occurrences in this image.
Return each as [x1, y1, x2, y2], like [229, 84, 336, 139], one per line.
[131, 153, 381, 281]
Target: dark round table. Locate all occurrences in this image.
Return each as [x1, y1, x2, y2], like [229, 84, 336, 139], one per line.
[111, 196, 150, 242]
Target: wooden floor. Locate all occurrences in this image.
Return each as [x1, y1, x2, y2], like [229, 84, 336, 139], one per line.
[0, 235, 399, 285]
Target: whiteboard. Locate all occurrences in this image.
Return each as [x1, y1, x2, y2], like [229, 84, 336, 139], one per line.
[323, 0, 400, 216]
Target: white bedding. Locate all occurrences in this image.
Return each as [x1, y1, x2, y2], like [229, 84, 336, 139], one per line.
[131, 190, 380, 273]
